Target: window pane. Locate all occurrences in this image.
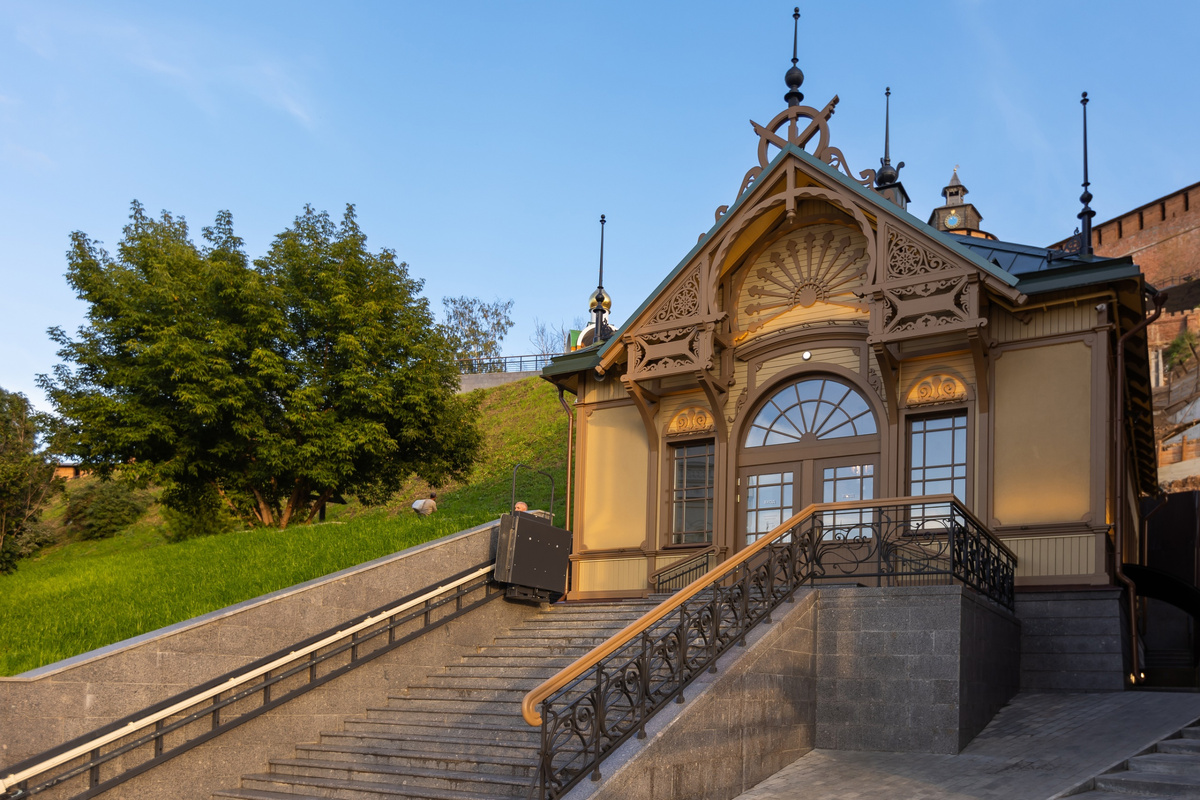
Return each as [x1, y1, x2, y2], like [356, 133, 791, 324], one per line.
[672, 440, 714, 544]
[745, 378, 878, 447]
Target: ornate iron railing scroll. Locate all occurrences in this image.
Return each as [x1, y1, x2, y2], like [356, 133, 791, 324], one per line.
[647, 547, 718, 593]
[1, 562, 500, 800]
[521, 495, 1014, 800]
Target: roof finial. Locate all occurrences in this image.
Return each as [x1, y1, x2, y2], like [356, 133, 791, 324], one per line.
[784, 7, 804, 107]
[589, 215, 613, 342]
[876, 87, 904, 189]
[1078, 91, 1095, 256]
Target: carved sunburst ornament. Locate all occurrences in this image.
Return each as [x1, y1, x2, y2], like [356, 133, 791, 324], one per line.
[744, 227, 867, 333]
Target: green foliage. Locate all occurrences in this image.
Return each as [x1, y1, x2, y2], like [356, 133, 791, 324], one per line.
[1166, 330, 1198, 371]
[0, 509, 492, 675]
[0, 387, 60, 573]
[0, 376, 566, 674]
[64, 480, 150, 540]
[40, 202, 481, 529]
[443, 295, 515, 365]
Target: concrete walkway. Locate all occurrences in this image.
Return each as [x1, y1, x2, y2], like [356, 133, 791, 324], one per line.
[735, 692, 1200, 800]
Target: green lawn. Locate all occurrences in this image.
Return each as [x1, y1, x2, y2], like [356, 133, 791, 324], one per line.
[0, 377, 568, 676]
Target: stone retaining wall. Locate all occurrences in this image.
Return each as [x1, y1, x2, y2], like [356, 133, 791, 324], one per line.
[0, 520, 507, 772]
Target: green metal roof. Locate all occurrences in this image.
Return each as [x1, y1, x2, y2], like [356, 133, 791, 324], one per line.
[1013, 255, 1138, 295]
[541, 343, 601, 379]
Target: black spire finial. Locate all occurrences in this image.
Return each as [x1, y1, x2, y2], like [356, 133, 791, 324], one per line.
[876, 86, 904, 189]
[588, 215, 613, 342]
[784, 7, 804, 107]
[1077, 91, 1095, 256]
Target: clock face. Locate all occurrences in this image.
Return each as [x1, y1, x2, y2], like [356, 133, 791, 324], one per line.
[945, 213, 961, 229]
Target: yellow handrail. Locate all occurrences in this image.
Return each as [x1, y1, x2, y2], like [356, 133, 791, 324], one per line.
[521, 494, 991, 726]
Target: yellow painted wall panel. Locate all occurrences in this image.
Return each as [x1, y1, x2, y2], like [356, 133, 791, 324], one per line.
[582, 405, 650, 549]
[990, 304, 1098, 344]
[757, 347, 860, 389]
[1001, 534, 1097, 578]
[993, 342, 1092, 525]
[582, 375, 629, 404]
[900, 351, 976, 393]
[578, 558, 649, 592]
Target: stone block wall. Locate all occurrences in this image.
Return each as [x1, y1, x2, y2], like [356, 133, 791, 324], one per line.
[1014, 588, 1125, 692]
[0, 521, 507, 772]
[815, 585, 1020, 755]
[574, 590, 818, 800]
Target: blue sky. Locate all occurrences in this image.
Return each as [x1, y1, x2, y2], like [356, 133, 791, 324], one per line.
[2, 2, 1197, 409]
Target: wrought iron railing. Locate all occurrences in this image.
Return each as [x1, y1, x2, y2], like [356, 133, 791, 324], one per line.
[1, 562, 500, 800]
[648, 547, 718, 592]
[458, 354, 556, 374]
[520, 495, 1014, 800]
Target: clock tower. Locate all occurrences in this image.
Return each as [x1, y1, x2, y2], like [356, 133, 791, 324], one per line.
[928, 167, 996, 240]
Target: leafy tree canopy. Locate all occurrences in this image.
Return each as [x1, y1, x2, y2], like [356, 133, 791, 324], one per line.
[40, 202, 482, 528]
[443, 295, 514, 366]
[0, 387, 59, 572]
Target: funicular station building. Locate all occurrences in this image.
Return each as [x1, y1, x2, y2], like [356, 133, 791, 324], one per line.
[543, 48, 1158, 694]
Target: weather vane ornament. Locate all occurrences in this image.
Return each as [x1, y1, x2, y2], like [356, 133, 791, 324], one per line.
[730, 5, 877, 209]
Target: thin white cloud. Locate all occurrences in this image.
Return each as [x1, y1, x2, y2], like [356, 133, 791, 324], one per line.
[2, 141, 56, 170]
[10, 8, 315, 128]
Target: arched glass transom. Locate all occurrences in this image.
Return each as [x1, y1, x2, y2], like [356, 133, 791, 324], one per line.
[745, 377, 877, 447]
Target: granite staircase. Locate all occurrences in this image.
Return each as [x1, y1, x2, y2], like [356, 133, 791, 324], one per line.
[1072, 720, 1200, 799]
[213, 598, 659, 800]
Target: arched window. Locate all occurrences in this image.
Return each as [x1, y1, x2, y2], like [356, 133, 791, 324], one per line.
[744, 377, 876, 448]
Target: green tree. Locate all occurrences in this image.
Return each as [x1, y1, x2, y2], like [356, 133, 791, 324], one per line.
[0, 388, 59, 572]
[41, 202, 481, 529]
[1166, 330, 1198, 372]
[443, 296, 515, 368]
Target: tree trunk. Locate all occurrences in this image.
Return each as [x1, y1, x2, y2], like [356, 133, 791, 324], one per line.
[251, 487, 274, 527]
[279, 480, 307, 529]
[305, 488, 334, 524]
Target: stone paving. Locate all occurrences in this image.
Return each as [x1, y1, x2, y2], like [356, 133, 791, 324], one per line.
[734, 692, 1200, 800]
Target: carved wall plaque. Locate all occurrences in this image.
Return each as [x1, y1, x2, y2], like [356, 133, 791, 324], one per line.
[906, 373, 967, 406]
[667, 406, 715, 436]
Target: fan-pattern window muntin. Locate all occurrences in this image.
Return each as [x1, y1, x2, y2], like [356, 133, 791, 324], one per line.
[745, 377, 877, 448]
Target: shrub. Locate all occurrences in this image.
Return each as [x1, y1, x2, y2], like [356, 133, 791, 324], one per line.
[65, 480, 150, 540]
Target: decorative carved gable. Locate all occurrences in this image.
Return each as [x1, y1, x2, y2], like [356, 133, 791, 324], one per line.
[870, 225, 984, 342]
[624, 268, 725, 384]
[733, 223, 869, 341]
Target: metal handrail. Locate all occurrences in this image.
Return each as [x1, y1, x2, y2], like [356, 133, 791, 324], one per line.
[1, 563, 498, 799]
[647, 547, 718, 590]
[458, 354, 556, 375]
[522, 493, 1008, 727]
[520, 495, 1015, 800]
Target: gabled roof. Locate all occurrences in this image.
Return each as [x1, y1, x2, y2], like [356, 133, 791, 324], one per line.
[591, 141, 1022, 363]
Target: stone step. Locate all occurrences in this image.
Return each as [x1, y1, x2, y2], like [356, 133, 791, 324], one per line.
[1095, 771, 1200, 798]
[1128, 752, 1200, 776]
[241, 768, 525, 799]
[489, 634, 614, 646]
[1159, 739, 1200, 755]
[269, 756, 534, 785]
[1180, 726, 1200, 740]
[364, 700, 520, 719]
[439, 664, 571, 679]
[352, 709, 526, 728]
[395, 685, 535, 701]
[214, 788, 330, 800]
[293, 744, 535, 777]
[342, 718, 537, 740]
[1061, 793, 1175, 800]
[316, 731, 538, 758]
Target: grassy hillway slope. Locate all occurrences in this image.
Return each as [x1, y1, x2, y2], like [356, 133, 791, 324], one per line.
[0, 377, 568, 676]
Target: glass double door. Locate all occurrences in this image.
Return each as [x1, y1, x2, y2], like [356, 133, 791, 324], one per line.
[739, 456, 877, 546]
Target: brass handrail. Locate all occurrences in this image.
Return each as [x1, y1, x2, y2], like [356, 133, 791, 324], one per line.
[521, 493, 993, 726]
